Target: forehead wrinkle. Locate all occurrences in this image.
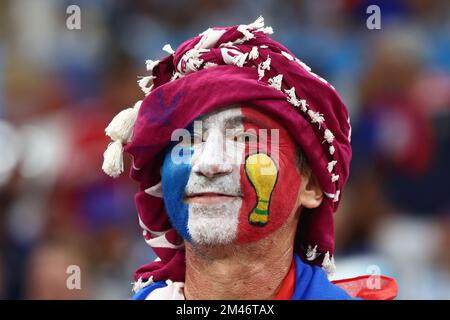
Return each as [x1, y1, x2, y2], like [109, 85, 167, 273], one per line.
[194, 107, 282, 133]
[225, 115, 245, 129]
[198, 107, 242, 131]
[226, 114, 272, 131]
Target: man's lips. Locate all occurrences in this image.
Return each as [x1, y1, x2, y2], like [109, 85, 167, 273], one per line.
[184, 192, 242, 204]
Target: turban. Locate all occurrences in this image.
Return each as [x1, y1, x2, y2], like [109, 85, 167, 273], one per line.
[101, 17, 352, 292]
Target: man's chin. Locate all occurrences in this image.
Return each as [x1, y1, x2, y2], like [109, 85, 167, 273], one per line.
[187, 216, 238, 245]
[187, 199, 241, 245]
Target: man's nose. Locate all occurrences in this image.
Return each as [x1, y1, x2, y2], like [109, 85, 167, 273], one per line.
[191, 129, 233, 179]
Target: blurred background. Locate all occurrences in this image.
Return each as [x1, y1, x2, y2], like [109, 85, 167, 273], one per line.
[0, 0, 449, 299]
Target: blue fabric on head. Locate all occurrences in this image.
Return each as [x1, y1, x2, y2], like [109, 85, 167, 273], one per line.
[161, 145, 193, 242]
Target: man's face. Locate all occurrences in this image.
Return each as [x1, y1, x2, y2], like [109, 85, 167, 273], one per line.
[161, 105, 302, 246]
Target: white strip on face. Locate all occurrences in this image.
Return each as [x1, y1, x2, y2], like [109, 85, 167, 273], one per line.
[185, 107, 245, 245]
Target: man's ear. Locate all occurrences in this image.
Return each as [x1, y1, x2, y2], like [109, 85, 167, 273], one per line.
[298, 167, 323, 209]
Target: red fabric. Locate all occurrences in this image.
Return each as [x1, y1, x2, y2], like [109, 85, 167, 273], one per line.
[275, 260, 296, 300]
[332, 275, 398, 300]
[125, 24, 352, 283]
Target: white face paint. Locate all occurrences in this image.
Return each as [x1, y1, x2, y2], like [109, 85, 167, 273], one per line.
[184, 107, 246, 245]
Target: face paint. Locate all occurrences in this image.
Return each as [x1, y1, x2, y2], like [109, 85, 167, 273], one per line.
[245, 153, 278, 226]
[161, 145, 193, 242]
[162, 109, 244, 245]
[161, 105, 301, 246]
[235, 105, 301, 244]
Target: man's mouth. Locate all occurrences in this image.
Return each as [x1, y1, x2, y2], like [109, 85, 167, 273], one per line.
[184, 192, 242, 204]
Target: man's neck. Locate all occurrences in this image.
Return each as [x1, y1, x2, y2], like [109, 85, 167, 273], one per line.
[184, 222, 297, 300]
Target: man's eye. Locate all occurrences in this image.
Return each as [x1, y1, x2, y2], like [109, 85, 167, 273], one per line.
[234, 132, 258, 144]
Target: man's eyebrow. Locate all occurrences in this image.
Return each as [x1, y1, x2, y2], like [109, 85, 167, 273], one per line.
[225, 115, 268, 129]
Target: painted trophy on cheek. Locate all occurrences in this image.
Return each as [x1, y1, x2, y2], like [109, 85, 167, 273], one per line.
[245, 153, 278, 227]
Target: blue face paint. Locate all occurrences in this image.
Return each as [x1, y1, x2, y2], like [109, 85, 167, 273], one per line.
[161, 145, 194, 242]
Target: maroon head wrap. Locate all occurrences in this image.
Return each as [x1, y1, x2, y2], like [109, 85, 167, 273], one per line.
[101, 17, 352, 292]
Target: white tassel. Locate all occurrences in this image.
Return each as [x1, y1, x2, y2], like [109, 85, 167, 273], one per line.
[333, 190, 340, 202]
[257, 64, 265, 80]
[132, 276, 154, 293]
[232, 52, 249, 67]
[105, 101, 141, 143]
[258, 26, 273, 34]
[145, 59, 160, 72]
[321, 252, 336, 275]
[248, 16, 265, 30]
[327, 160, 337, 173]
[102, 140, 124, 178]
[281, 51, 294, 61]
[138, 76, 155, 89]
[138, 76, 156, 95]
[257, 55, 272, 80]
[143, 86, 153, 96]
[331, 174, 340, 182]
[284, 87, 295, 96]
[261, 55, 271, 70]
[306, 245, 319, 261]
[230, 24, 257, 46]
[329, 145, 335, 155]
[252, 16, 274, 34]
[307, 110, 325, 127]
[237, 25, 255, 42]
[171, 71, 183, 81]
[180, 49, 204, 74]
[203, 62, 218, 69]
[248, 46, 259, 60]
[219, 41, 236, 48]
[162, 44, 175, 54]
[324, 190, 340, 202]
[284, 87, 301, 107]
[268, 74, 283, 91]
[105, 107, 137, 142]
[324, 129, 335, 143]
[299, 99, 307, 112]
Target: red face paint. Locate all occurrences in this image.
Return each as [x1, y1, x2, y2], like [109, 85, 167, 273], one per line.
[236, 105, 302, 244]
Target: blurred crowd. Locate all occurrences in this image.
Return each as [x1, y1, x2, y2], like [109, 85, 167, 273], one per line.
[0, 0, 449, 299]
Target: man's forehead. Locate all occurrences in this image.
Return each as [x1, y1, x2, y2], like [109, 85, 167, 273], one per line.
[196, 105, 278, 130]
[198, 106, 241, 127]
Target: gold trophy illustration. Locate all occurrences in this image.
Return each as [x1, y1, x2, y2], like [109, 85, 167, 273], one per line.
[245, 153, 278, 226]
